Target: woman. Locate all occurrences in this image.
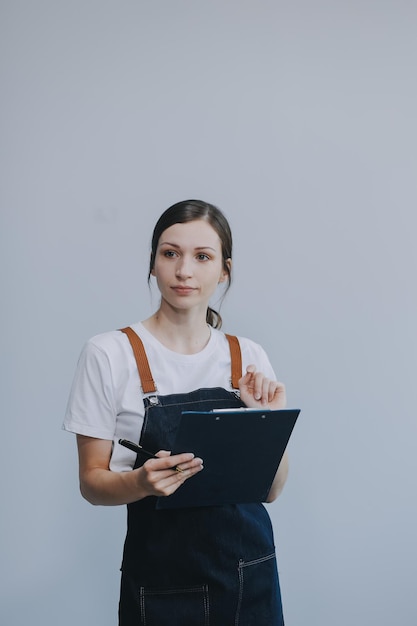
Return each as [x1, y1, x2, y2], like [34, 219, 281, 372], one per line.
[64, 199, 289, 625]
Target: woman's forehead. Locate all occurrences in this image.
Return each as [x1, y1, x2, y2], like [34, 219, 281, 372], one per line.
[158, 220, 222, 249]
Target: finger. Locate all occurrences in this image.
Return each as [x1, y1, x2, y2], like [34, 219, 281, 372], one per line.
[149, 459, 204, 496]
[144, 453, 203, 482]
[172, 455, 204, 474]
[155, 450, 172, 458]
[153, 450, 202, 474]
[268, 382, 279, 404]
[260, 377, 271, 405]
[272, 381, 287, 407]
[252, 371, 266, 401]
[151, 451, 196, 468]
[238, 366, 255, 387]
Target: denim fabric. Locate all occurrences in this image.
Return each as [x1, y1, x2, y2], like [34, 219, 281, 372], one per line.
[119, 387, 284, 626]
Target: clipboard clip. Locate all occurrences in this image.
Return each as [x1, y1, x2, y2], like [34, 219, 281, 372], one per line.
[212, 408, 271, 413]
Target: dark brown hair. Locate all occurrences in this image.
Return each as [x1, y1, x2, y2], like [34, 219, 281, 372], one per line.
[148, 199, 232, 328]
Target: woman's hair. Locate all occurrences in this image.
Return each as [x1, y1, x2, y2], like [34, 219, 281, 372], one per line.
[148, 199, 233, 329]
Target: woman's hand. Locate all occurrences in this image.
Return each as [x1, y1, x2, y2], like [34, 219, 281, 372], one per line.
[238, 365, 286, 409]
[138, 451, 204, 498]
[238, 366, 289, 501]
[76, 435, 203, 506]
[239, 365, 288, 502]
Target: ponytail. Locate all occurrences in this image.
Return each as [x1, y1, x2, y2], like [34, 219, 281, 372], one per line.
[206, 306, 222, 329]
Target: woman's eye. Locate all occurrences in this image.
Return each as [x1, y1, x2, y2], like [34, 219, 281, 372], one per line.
[163, 250, 177, 258]
[196, 254, 210, 261]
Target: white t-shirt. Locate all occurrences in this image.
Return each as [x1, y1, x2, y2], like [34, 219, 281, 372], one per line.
[63, 322, 276, 472]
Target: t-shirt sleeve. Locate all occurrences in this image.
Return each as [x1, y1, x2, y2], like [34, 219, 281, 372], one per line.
[63, 341, 117, 440]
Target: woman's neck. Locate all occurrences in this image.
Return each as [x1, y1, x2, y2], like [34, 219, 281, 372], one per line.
[142, 310, 212, 354]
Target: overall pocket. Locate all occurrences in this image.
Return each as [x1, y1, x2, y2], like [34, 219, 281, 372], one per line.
[235, 552, 283, 626]
[120, 577, 210, 626]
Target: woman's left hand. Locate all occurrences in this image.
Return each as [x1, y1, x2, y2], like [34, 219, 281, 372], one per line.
[238, 365, 287, 409]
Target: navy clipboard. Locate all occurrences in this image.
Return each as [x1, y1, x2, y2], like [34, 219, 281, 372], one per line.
[156, 407, 300, 509]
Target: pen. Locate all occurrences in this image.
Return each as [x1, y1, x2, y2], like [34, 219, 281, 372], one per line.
[118, 439, 184, 472]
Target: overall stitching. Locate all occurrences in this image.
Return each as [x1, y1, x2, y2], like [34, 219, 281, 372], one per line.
[235, 560, 244, 626]
[234, 553, 276, 626]
[139, 585, 209, 626]
[203, 584, 210, 625]
[139, 587, 145, 625]
[240, 553, 276, 568]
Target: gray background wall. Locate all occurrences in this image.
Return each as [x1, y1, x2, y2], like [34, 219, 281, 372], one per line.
[1, 1, 416, 624]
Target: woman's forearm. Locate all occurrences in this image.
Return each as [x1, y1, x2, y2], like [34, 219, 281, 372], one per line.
[80, 466, 147, 506]
[265, 451, 289, 502]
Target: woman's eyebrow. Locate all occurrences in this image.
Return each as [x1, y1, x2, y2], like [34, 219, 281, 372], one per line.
[159, 241, 216, 251]
[158, 241, 180, 248]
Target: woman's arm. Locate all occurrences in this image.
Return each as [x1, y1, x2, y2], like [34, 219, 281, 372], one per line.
[76, 434, 203, 506]
[238, 364, 289, 501]
[265, 450, 289, 502]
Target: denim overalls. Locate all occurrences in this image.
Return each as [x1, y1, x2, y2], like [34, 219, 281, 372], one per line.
[118, 327, 284, 626]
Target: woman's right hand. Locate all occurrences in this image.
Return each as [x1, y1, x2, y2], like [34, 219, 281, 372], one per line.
[137, 451, 204, 498]
[76, 434, 203, 506]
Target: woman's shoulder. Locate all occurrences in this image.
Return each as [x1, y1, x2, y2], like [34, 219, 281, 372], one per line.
[85, 328, 125, 348]
[81, 325, 138, 359]
[218, 329, 269, 359]
[220, 328, 264, 348]
[230, 333, 275, 377]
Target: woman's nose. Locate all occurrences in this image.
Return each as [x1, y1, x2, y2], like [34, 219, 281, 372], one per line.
[175, 257, 193, 279]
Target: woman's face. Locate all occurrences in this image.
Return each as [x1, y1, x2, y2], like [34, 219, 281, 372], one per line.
[151, 220, 229, 314]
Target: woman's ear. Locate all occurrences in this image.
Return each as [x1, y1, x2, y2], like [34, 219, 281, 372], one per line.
[219, 258, 232, 283]
[150, 252, 155, 276]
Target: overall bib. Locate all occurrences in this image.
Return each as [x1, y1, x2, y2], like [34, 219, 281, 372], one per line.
[118, 328, 284, 626]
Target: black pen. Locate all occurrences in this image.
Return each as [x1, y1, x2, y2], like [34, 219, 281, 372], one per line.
[118, 439, 184, 472]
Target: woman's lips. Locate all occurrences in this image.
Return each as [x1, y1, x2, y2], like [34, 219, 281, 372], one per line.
[171, 286, 196, 295]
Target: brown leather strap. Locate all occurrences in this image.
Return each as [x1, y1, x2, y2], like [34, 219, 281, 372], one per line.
[225, 333, 242, 390]
[121, 327, 242, 393]
[120, 327, 157, 393]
